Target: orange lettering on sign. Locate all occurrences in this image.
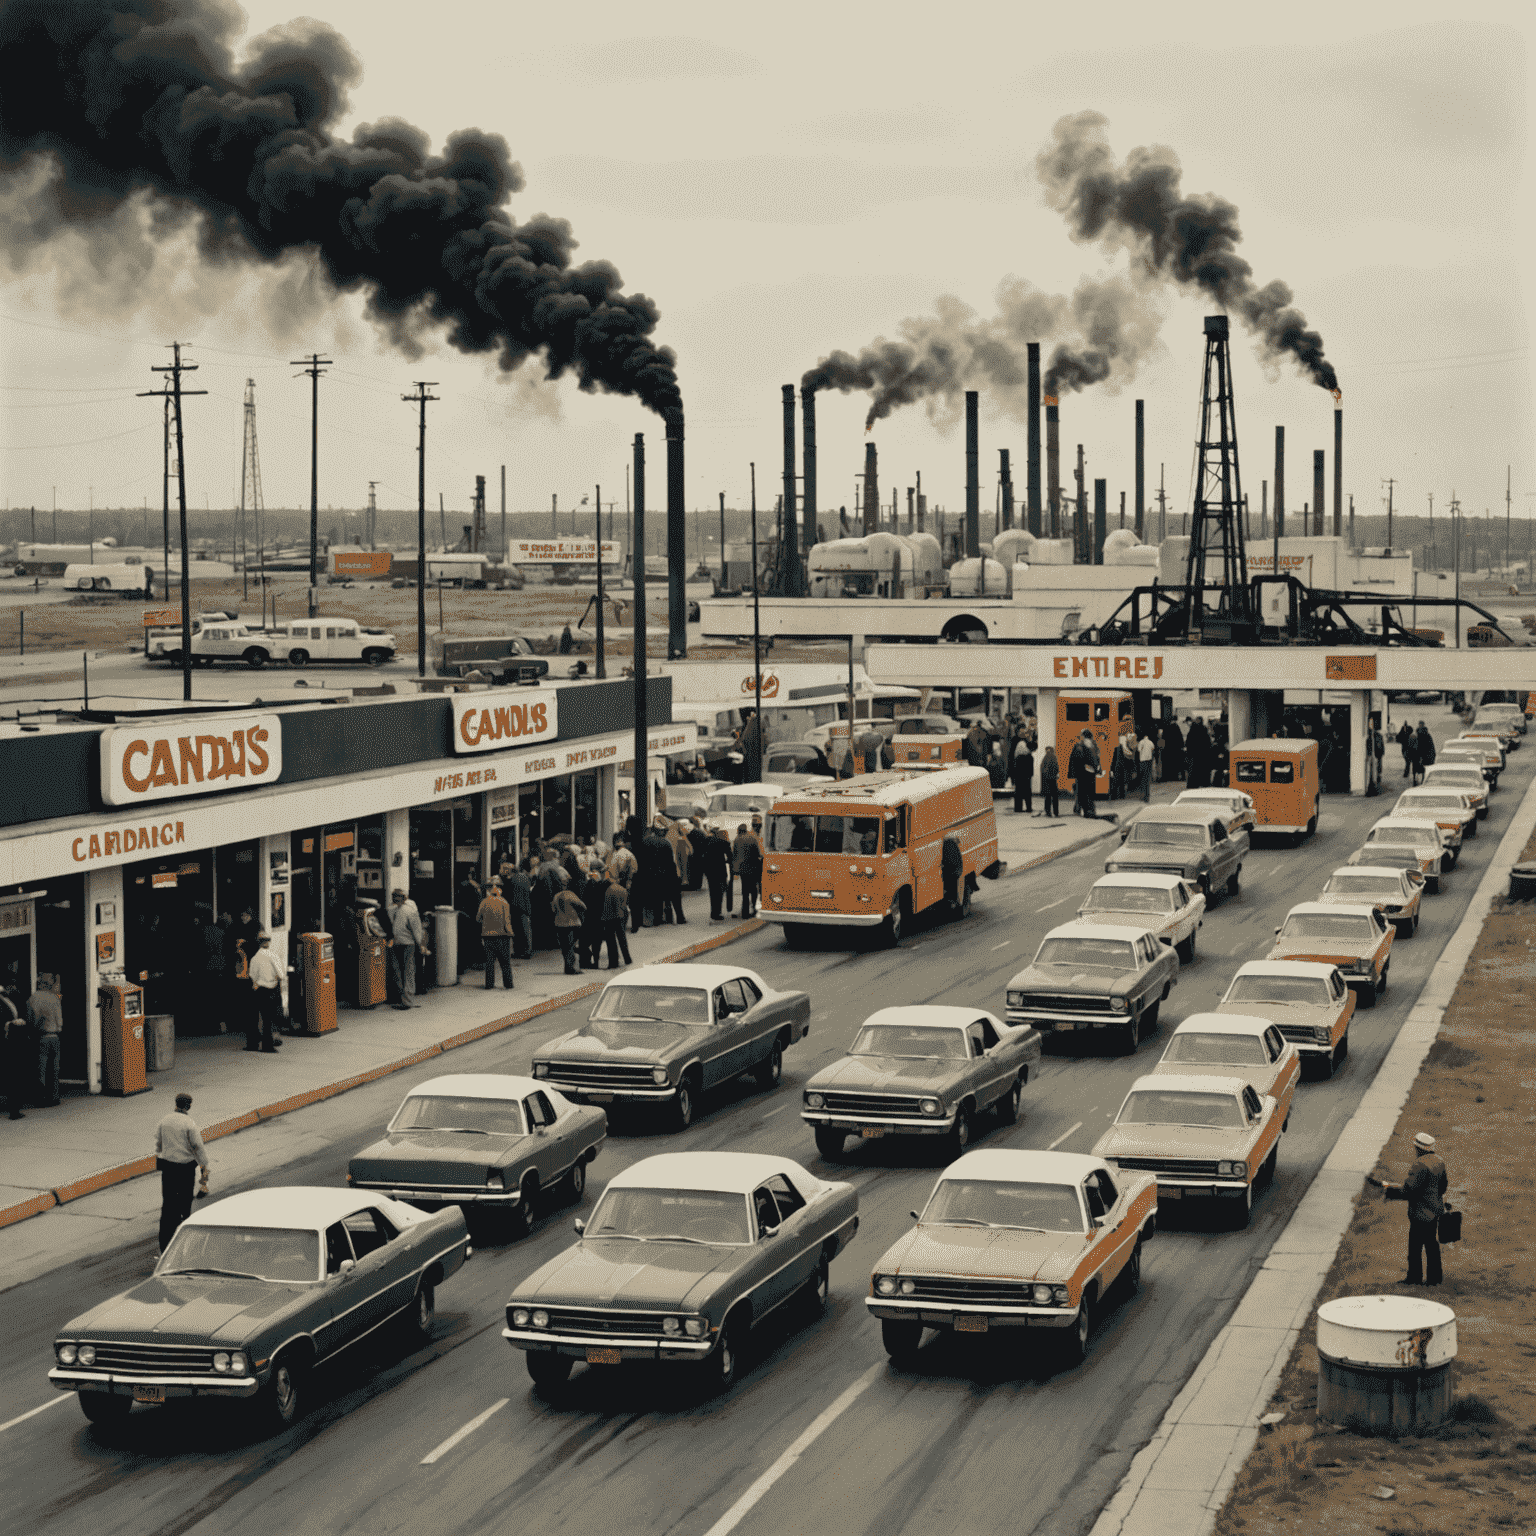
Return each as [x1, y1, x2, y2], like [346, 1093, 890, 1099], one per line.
[147, 740, 177, 789]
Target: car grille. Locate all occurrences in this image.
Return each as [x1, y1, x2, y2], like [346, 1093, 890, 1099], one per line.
[518, 1307, 672, 1338]
[1112, 1156, 1221, 1178]
[1012, 994, 1111, 1015]
[1276, 1023, 1324, 1046]
[903, 1275, 1037, 1305]
[820, 1091, 926, 1117]
[80, 1341, 218, 1375]
[542, 1061, 658, 1089]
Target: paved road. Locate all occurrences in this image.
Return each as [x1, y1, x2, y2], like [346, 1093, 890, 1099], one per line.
[3, 726, 1525, 1536]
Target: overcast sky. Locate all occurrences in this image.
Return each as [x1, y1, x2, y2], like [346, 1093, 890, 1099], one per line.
[1, 0, 1530, 546]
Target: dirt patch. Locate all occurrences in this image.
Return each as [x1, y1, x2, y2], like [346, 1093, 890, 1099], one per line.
[1214, 825, 1536, 1536]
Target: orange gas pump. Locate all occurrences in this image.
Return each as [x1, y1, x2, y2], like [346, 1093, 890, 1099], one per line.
[98, 981, 150, 1096]
[356, 912, 388, 1009]
[296, 932, 337, 1035]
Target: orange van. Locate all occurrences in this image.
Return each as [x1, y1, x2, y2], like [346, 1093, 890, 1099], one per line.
[761, 765, 1002, 946]
[890, 734, 965, 769]
[1227, 739, 1320, 840]
[1057, 691, 1133, 794]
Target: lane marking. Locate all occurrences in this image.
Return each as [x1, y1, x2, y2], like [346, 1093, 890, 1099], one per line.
[1035, 898, 1068, 912]
[763, 1106, 786, 1118]
[1047, 1121, 1083, 1150]
[0, 1395, 71, 1435]
[990, 940, 1013, 951]
[420, 1398, 509, 1465]
[701, 1362, 884, 1536]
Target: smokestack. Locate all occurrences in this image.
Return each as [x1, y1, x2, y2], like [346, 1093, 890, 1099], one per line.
[1274, 425, 1285, 539]
[632, 432, 648, 824]
[1000, 449, 1013, 531]
[964, 391, 980, 558]
[1094, 479, 1107, 564]
[666, 413, 686, 657]
[1027, 343, 1043, 537]
[781, 386, 799, 593]
[1333, 407, 1343, 538]
[1134, 400, 1145, 540]
[1313, 449, 1325, 537]
[1074, 444, 1086, 563]
[1046, 398, 1061, 537]
[801, 387, 817, 562]
[906, 487, 914, 534]
[863, 442, 879, 535]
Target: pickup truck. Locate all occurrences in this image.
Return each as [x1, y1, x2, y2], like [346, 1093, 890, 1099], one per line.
[147, 616, 274, 668]
[1106, 807, 1247, 901]
[430, 634, 549, 684]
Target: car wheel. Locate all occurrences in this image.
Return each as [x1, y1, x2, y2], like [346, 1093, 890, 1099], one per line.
[1123, 1240, 1142, 1295]
[814, 1127, 846, 1161]
[562, 1156, 587, 1204]
[1466, 817, 1477, 838]
[1198, 874, 1212, 901]
[1117, 1018, 1139, 1055]
[527, 1351, 573, 1392]
[959, 882, 974, 919]
[1427, 874, 1441, 895]
[243, 647, 267, 668]
[1261, 1144, 1279, 1185]
[363, 648, 388, 667]
[997, 1077, 1023, 1126]
[79, 1392, 132, 1426]
[944, 1106, 973, 1159]
[1062, 1294, 1094, 1366]
[1227, 865, 1242, 898]
[1409, 912, 1420, 937]
[1337, 1026, 1349, 1062]
[1227, 1182, 1254, 1230]
[881, 892, 909, 947]
[1358, 978, 1377, 1010]
[509, 1174, 538, 1239]
[259, 1352, 304, 1430]
[782, 923, 808, 949]
[409, 1281, 436, 1340]
[882, 1320, 923, 1363]
[708, 1316, 743, 1393]
[670, 1078, 695, 1132]
[801, 1258, 831, 1317]
[288, 648, 309, 666]
[1306, 813, 1318, 836]
[753, 1039, 783, 1091]
[1315, 1044, 1335, 1081]
[1175, 933, 1195, 964]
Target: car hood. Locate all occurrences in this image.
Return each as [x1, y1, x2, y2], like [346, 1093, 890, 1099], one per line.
[1112, 844, 1203, 867]
[537, 1019, 703, 1066]
[879, 1224, 1090, 1286]
[1076, 910, 1175, 933]
[349, 1130, 526, 1183]
[61, 1274, 314, 1348]
[1096, 1124, 1249, 1161]
[1215, 999, 1335, 1029]
[1009, 963, 1141, 995]
[1267, 941, 1373, 965]
[515, 1238, 736, 1311]
[806, 1054, 963, 1094]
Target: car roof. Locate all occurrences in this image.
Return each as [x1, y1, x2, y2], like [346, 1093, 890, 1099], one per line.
[1231, 960, 1339, 979]
[1133, 806, 1220, 825]
[1422, 763, 1481, 775]
[1229, 738, 1317, 755]
[607, 964, 761, 990]
[709, 781, 785, 797]
[771, 765, 992, 810]
[861, 1006, 999, 1031]
[939, 1148, 1106, 1185]
[1327, 866, 1407, 881]
[182, 1187, 385, 1230]
[1284, 901, 1378, 918]
[608, 1152, 819, 1196]
[1370, 817, 1440, 836]
[1175, 789, 1245, 802]
[1090, 872, 1185, 890]
[404, 1073, 543, 1100]
[1170, 1012, 1275, 1036]
[1043, 921, 1156, 942]
[1397, 789, 1467, 801]
[1129, 1072, 1247, 1098]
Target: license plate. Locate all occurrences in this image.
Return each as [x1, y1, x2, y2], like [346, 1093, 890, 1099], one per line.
[861, 1128, 885, 1139]
[1054, 1021, 1075, 1032]
[1160, 1186, 1182, 1199]
[955, 1316, 988, 1333]
[132, 1385, 166, 1403]
[587, 1093, 613, 1104]
[585, 1347, 622, 1366]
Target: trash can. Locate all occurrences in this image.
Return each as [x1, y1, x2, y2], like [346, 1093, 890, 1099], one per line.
[1509, 862, 1536, 902]
[144, 1014, 176, 1073]
[433, 906, 459, 986]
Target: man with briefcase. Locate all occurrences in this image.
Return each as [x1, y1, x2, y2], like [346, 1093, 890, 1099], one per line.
[1370, 1130, 1452, 1285]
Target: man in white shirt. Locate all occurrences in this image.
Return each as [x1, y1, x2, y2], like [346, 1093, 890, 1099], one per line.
[1137, 730, 1156, 803]
[247, 932, 285, 1053]
[389, 890, 430, 1010]
[154, 1090, 209, 1254]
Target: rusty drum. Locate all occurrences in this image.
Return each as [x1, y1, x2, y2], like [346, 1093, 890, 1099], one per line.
[1316, 1294, 1456, 1432]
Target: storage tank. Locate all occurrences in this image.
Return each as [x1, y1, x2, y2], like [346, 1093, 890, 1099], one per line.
[947, 557, 1008, 597]
[1316, 1294, 1456, 1433]
[808, 534, 911, 598]
[1104, 528, 1160, 568]
[903, 532, 944, 588]
[993, 529, 1036, 571]
[1028, 539, 1077, 567]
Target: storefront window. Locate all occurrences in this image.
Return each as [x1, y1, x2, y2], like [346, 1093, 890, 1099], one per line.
[356, 815, 384, 898]
[574, 771, 597, 840]
[519, 780, 542, 849]
[543, 774, 572, 838]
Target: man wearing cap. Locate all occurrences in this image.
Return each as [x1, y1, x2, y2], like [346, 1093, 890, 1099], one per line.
[1373, 1132, 1449, 1285]
[476, 880, 515, 990]
[154, 1091, 210, 1254]
[389, 889, 429, 1009]
[247, 931, 285, 1052]
[27, 974, 64, 1106]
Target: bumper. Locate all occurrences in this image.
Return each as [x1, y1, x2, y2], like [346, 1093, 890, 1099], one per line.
[501, 1327, 712, 1362]
[802, 1111, 955, 1137]
[49, 1368, 260, 1400]
[865, 1297, 1077, 1330]
[759, 909, 885, 928]
[1005, 1011, 1129, 1032]
[351, 1182, 524, 1206]
[1291, 1039, 1341, 1057]
[539, 1082, 674, 1102]
[1149, 1179, 1251, 1199]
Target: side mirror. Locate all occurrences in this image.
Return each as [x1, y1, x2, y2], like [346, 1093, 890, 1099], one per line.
[573, 1218, 586, 1235]
[336, 1258, 355, 1278]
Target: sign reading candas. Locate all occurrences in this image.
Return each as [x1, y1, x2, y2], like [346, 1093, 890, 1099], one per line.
[99, 715, 283, 807]
[451, 690, 560, 754]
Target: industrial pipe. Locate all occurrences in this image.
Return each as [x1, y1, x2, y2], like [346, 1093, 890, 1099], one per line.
[1274, 424, 1285, 539]
[1333, 408, 1343, 538]
[1027, 343, 1042, 537]
[1046, 399, 1061, 538]
[863, 441, 878, 536]
[1135, 399, 1145, 540]
[801, 387, 818, 564]
[781, 385, 799, 594]
[1313, 449, 1326, 538]
[666, 412, 686, 657]
[964, 391, 980, 558]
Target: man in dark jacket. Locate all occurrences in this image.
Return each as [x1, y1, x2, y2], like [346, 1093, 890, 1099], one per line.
[1397, 720, 1416, 778]
[551, 884, 585, 974]
[1161, 717, 1185, 782]
[579, 867, 609, 970]
[733, 822, 763, 918]
[941, 836, 964, 914]
[702, 827, 732, 920]
[1373, 1131, 1449, 1285]
[504, 865, 534, 958]
[642, 822, 684, 925]
[686, 815, 709, 891]
[1185, 717, 1213, 789]
[1011, 735, 1034, 814]
[533, 855, 567, 950]
[1069, 731, 1099, 819]
[600, 873, 632, 968]
[1414, 722, 1435, 784]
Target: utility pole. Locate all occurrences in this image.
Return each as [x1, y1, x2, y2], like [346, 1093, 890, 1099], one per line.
[402, 382, 439, 678]
[1381, 477, 1395, 548]
[500, 465, 507, 562]
[142, 343, 205, 702]
[718, 491, 727, 590]
[1427, 492, 1434, 570]
[1506, 465, 1512, 573]
[594, 482, 605, 678]
[749, 461, 763, 783]
[1449, 492, 1461, 640]
[1156, 465, 1168, 543]
[291, 354, 331, 616]
[367, 481, 378, 551]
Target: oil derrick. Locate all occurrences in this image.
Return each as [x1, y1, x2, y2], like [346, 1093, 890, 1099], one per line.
[238, 378, 264, 570]
[1153, 315, 1254, 643]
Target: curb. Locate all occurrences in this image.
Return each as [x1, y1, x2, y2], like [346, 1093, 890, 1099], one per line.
[1089, 766, 1536, 1536]
[1005, 806, 1141, 877]
[0, 918, 765, 1233]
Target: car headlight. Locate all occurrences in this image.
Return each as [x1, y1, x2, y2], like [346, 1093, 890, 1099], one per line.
[919, 1098, 942, 1116]
[229, 1352, 247, 1375]
[511, 1307, 532, 1328]
[899, 1279, 916, 1296]
[77, 1344, 96, 1367]
[57, 1343, 78, 1366]
[1105, 863, 1122, 874]
[1313, 1025, 1333, 1045]
[532, 1062, 549, 1079]
[1032, 1284, 1053, 1305]
[486, 1169, 505, 1190]
[1110, 997, 1130, 1012]
[771, 894, 784, 904]
[1219, 1160, 1245, 1178]
[531, 1309, 550, 1329]
[1006, 991, 1024, 1009]
[651, 1067, 669, 1085]
[213, 1352, 231, 1373]
[875, 1275, 898, 1296]
[662, 1317, 681, 1335]
[805, 1091, 825, 1108]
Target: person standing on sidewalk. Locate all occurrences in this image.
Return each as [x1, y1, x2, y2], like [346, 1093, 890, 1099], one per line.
[1397, 719, 1416, 779]
[476, 881, 515, 990]
[26, 974, 63, 1107]
[1011, 734, 1034, 814]
[703, 826, 732, 921]
[579, 864, 609, 970]
[155, 1091, 210, 1254]
[504, 863, 534, 959]
[1040, 745, 1060, 818]
[551, 884, 586, 975]
[600, 872, 632, 969]
[2, 984, 29, 1118]
[1137, 729, 1155, 802]
[247, 932, 285, 1051]
[1414, 721, 1436, 785]
[1371, 1131, 1449, 1285]
[389, 890, 429, 1010]
[733, 822, 762, 919]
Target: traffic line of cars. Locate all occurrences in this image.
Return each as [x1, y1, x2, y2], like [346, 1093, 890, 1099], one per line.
[45, 751, 1509, 1422]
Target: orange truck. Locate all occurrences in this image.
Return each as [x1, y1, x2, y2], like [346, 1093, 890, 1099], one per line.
[761, 766, 1003, 946]
[1057, 690, 1133, 794]
[1227, 739, 1320, 841]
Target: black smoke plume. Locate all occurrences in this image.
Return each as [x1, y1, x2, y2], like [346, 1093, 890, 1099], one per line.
[1037, 110, 1339, 393]
[0, 0, 682, 420]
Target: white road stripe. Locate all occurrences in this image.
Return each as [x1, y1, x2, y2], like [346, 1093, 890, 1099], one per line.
[763, 1106, 786, 1117]
[420, 1398, 509, 1465]
[1047, 1121, 1083, 1150]
[0, 1395, 71, 1435]
[989, 940, 1012, 950]
[702, 1363, 884, 1536]
[1035, 898, 1068, 912]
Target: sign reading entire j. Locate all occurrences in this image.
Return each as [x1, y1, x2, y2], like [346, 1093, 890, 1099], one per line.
[99, 714, 283, 807]
[452, 689, 560, 754]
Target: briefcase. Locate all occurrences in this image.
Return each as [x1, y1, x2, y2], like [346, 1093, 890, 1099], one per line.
[1437, 1207, 1462, 1244]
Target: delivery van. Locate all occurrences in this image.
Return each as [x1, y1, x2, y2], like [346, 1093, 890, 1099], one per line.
[890, 734, 964, 769]
[1057, 690, 1133, 794]
[1227, 739, 1320, 840]
[760, 765, 1002, 946]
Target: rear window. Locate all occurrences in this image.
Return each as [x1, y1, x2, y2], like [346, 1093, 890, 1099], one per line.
[1234, 760, 1265, 784]
[1163, 1031, 1268, 1066]
[1117, 1090, 1245, 1129]
[1269, 760, 1295, 783]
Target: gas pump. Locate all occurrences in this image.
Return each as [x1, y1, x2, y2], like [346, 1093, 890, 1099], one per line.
[295, 932, 337, 1035]
[98, 980, 150, 1096]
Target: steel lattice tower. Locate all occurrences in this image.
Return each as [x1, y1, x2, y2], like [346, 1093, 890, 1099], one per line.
[1184, 315, 1250, 630]
[238, 378, 264, 576]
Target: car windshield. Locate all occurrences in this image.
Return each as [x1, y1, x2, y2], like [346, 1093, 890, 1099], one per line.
[1226, 975, 1330, 1006]
[1129, 822, 1206, 848]
[1118, 1090, 1245, 1129]
[1355, 847, 1421, 868]
[765, 813, 880, 854]
[710, 793, 772, 814]
[922, 1178, 1083, 1233]
[1163, 1032, 1267, 1066]
[1368, 828, 1432, 849]
[586, 1188, 750, 1245]
[1034, 937, 1136, 969]
[1324, 874, 1402, 898]
[1400, 796, 1461, 811]
[1083, 886, 1172, 915]
[1280, 914, 1374, 942]
[389, 1094, 524, 1135]
[850, 1025, 968, 1060]
[158, 1225, 320, 1283]
[591, 985, 710, 1024]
